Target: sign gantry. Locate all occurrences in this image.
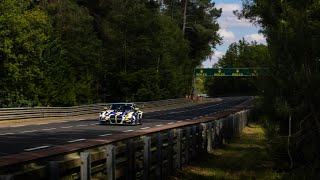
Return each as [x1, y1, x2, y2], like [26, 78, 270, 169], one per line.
[193, 68, 269, 102]
[194, 68, 269, 77]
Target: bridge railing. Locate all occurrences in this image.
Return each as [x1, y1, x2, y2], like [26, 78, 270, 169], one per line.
[0, 107, 253, 180]
[0, 98, 192, 121]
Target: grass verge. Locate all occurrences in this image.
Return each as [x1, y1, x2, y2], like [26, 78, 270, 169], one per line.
[171, 123, 284, 180]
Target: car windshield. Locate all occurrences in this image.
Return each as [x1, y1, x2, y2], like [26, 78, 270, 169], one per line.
[110, 104, 132, 111]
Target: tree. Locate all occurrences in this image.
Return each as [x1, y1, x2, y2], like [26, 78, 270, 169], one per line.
[204, 39, 270, 96]
[163, 0, 222, 67]
[82, 0, 192, 102]
[44, 0, 103, 105]
[0, 0, 222, 106]
[238, 0, 320, 170]
[0, 0, 51, 107]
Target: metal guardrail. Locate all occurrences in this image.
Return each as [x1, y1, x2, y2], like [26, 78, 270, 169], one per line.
[0, 98, 192, 121]
[0, 108, 253, 179]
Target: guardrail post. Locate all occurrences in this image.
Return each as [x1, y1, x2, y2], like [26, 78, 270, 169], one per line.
[207, 122, 212, 152]
[106, 145, 115, 180]
[244, 110, 248, 128]
[198, 124, 203, 152]
[185, 127, 191, 164]
[127, 139, 136, 180]
[39, 108, 45, 118]
[229, 115, 234, 141]
[234, 112, 240, 137]
[240, 111, 243, 130]
[168, 129, 174, 174]
[239, 111, 243, 131]
[191, 125, 197, 158]
[80, 152, 91, 180]
[212, 121, 216, 148]
[49, 161, 60, 180]
[48, 161, 60, 180]
[156, 132, 163, 180]
[143, 136, 151, 180]
[223, 117, 230, 143]
[215, 120, 222, 147]
[177, 129, 183, 169]
[230, 114, 234, 138]
[201, 123, 207, 152]
[220, 119, 226, 145]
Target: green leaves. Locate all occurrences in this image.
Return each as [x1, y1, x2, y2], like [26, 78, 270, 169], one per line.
[0, 0, 51, 107]
[204, 39, 270, 98]
[0, 0, 221, 106]
[238, 0, 320, 168]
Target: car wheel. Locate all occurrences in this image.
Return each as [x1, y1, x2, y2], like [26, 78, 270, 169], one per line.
[131, 116, 136, 125]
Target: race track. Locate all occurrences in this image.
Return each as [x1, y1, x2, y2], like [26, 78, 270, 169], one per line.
[0, 96, 251, 156]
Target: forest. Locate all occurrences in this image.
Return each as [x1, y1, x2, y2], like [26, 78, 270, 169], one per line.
[205, 0, 320, 176]
[0, 0, 221, 107]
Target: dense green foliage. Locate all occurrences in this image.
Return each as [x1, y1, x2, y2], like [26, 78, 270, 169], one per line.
[0, 0, 221, 107]
[204, 39, 270, 96]
[237, 0, 320, 172]
[0, 0, 52, 107]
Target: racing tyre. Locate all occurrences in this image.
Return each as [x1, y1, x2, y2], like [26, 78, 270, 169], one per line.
[131, 116, 136, 126]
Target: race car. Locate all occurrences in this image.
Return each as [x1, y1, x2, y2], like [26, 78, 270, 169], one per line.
[99, 103, 143, 125]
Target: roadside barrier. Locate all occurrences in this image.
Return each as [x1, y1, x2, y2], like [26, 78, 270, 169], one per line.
[0, 108, 253, 180]
[0, 98, 192, 121]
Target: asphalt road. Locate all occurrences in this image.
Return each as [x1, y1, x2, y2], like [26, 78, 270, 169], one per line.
[0, 96, 251, 157]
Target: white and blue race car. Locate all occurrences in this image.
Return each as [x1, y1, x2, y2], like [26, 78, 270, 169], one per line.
[99, 103, 143, 125]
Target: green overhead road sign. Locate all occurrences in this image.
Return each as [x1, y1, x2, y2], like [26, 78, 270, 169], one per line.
[194, 68, 269, 77]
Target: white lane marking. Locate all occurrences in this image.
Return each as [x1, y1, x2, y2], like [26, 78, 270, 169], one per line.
[55, 121, 68, 123]
[25, 145, 50, 151]
[177, 121, 183, 123]
[186, 119, 191, 121]
[140, 127, 150, 130]
[76, 124, 87, 127]
[90, 123, 97, 125]
[123, 130, 134, 133]
[168, 122, 174, 125]
[68, 139, 86, 143]
[12, 125, 25, 127]
[99, 133, 112, 137]
[61, 126, 73, 129]
[42, 128, 56, 131]
[156, 124, 163, 127]
[0, 133, 15, 136]
[21, 130, 37, 133]
[37, 123, 48, 125]
[192, 117, 197, 119]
